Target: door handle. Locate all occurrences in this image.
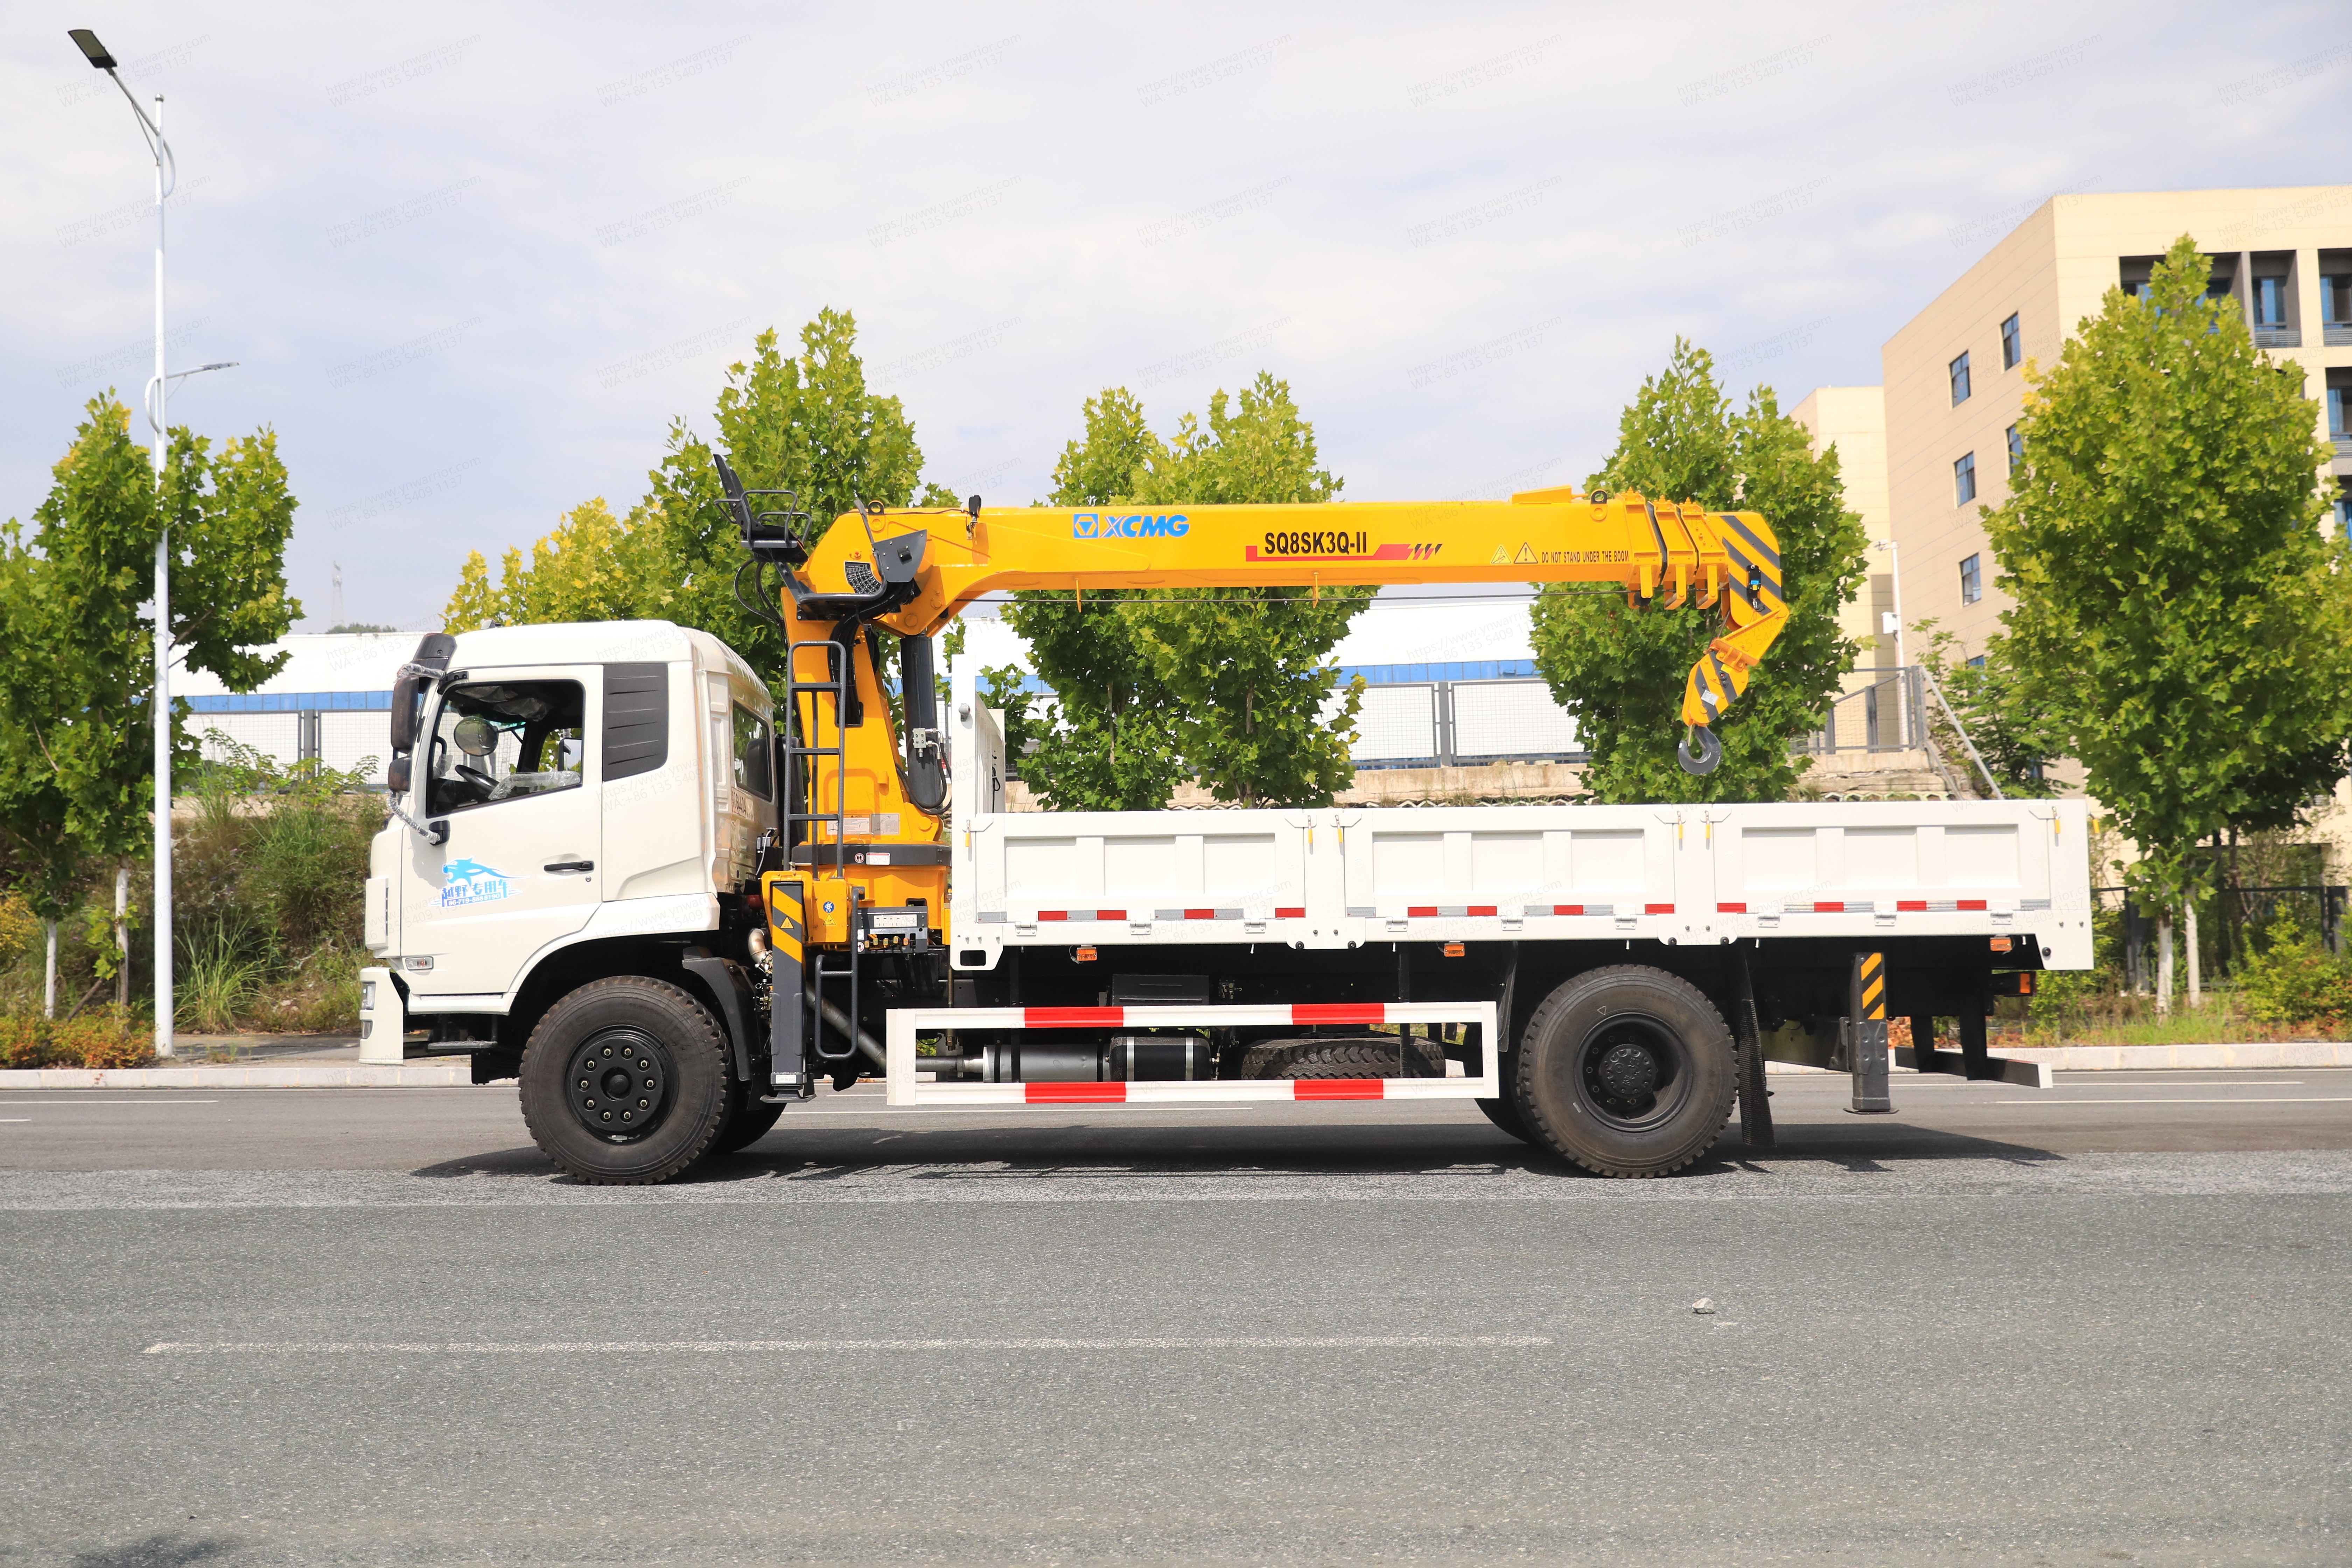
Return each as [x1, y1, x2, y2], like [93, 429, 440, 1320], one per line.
[544, 860, 595, 874]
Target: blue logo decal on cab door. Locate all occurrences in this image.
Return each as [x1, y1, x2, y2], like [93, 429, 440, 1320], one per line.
[439, 858, 514, 908]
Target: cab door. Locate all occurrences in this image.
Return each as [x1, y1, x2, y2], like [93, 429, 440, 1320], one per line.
[400, 665, 603, 1000]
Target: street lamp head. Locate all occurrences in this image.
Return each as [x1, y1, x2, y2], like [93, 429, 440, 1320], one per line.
[68, 28, 117, 69]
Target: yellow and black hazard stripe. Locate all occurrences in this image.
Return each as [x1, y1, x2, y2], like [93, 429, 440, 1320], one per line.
[1715, 512, 1785, 618]
[762, 875, 807, 966]
[1856, 950, 1886, 1021]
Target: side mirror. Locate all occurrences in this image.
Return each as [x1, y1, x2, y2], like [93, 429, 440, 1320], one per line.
[390, 631, 457, 752]
[386, 755, 411, 794]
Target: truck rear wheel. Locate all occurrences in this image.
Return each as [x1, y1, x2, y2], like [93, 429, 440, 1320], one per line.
[519, 977, 732, 1184]
[1516, 966, 1735, 1177]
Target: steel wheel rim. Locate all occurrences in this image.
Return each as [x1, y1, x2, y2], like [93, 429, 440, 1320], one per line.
[565, 1027, 672, 1142]
[1574, 1011, 1691, 1131]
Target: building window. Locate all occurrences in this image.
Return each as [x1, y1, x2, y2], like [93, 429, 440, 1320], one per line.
[1954, 451, 1977, 505]
[2324, 265, 2351, 326]
[2254, 276, 2288, 327]
[1949, 351, 1972, 405]
[2000, 312, 2022, 369]
[2007, 424, 2024, 477]
[1966, 654, 1987, 670]
[2338, 495, 2351, 536]
[1959, 554, 1983, 605]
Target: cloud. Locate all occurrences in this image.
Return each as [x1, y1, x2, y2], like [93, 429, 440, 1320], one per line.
[1, 3, 2333, 636]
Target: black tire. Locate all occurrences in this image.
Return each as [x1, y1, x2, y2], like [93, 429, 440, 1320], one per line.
[1476, 1089, 1535, 1144]
[1515, 965, 1736, 1178]
[1238, 1034, 1445, 1080]
[519, 977, 733, 1184]
[713, 1092, 785, 1155]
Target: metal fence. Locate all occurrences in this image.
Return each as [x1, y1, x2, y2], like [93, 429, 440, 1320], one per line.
[194, 710, 389, 786]
[2096, 884, 2347, 989]
[1350, 678, 1582, 768]
[1348, 665, 1936, 770]
[1798, 666, 1928, 755]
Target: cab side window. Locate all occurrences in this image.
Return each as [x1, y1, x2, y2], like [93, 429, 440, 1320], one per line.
[732, 704, 773, 799]
[427, 680, 587, 817]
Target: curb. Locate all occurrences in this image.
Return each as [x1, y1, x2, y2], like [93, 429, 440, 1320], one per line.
[1996, 1042, 2352, 1070]
[1768, 1041, 2352, 1074]
[0, 1061, 475, 1089]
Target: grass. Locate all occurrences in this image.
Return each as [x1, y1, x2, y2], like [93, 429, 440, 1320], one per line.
[177, 927, 267, 1034]
[2018, 992, 2347, 1049]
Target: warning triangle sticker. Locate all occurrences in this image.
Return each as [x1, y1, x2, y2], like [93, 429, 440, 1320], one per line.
[1488, 545, 1510, 565]
[1513, 542, 1537, 565]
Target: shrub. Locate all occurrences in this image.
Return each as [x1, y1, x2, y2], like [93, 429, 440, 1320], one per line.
[0, 1009, 154, 1069]
[0, 1013, 46, 1068]
[2235, 916, 2352, 1031]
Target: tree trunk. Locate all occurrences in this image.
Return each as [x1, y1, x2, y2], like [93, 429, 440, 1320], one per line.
[114, 863, 130, 1009]
[2155, 910, 2175, 1016]
[2185, 900, 2201, 1008]
[43, 919, 58, 1020]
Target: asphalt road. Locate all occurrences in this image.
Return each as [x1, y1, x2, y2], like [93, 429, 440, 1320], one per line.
[2, 1072, 2346, 1567]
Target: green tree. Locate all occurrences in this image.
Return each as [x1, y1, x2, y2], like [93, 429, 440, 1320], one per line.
[1529, 338, 1867, 803]
[0, 395, 300, 1004]
[635, 312, 940, 674]
[1128, 375, 1365, 806]
[1911, 624, 2063, 798]
[441, 498, 663, 632]
[1987, 233, 2352, 1009]
[1008, 374, 1368, 808]
[441, 312, 953, 680]
[1004, 386, 1185, 810]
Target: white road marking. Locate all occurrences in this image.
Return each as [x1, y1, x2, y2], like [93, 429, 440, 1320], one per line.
[0, 1118, 27, 1122]
[1996, 1097, 2352, 1105]
[144, 1334, 1551, 1355]
[0, 1100, 222, 1106]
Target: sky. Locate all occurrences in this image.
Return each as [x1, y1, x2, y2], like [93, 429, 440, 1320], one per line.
[6, 0, 2346, 664]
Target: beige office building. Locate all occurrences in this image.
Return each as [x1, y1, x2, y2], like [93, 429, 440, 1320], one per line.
[1791, 386, 1893, 666]
[1873, 186, 2352, 658]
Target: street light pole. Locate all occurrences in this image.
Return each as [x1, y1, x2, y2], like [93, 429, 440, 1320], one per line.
[1871, 537, 1906, 672]
[71, 28, 179, 1056]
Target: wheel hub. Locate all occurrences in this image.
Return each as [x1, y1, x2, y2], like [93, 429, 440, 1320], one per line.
[1576, 1013, 1687, 1129]
[1596, 1041, 1660, 1099]
[567, 1030, 669, 1142]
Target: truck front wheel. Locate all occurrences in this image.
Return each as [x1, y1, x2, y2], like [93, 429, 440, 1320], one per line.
[1516, 966, 1736, 1177]
[519, 977, 732, 1184]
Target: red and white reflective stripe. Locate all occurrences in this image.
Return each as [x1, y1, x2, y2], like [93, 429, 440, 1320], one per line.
[1031, 907, 1307, 922]
[1025, 1079, 1387, 1104]
[1519, 904, 1610, 916]
[1403, 905, 1502, 918]
[1720, 898, 2000, 916]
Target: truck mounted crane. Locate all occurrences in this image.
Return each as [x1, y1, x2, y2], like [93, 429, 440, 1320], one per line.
[360, 468, 2087, 1186]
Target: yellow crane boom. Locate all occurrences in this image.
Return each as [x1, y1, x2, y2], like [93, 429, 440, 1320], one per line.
[716, 460, 1786, 946]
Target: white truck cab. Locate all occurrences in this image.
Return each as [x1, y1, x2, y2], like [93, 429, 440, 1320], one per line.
[365, 621, 775, 1053]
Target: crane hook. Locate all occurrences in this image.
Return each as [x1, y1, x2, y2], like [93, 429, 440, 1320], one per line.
[1677, 726, 1723, 776]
